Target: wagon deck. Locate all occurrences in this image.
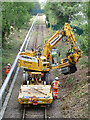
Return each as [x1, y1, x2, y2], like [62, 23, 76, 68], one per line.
[18, 85, 53, 105]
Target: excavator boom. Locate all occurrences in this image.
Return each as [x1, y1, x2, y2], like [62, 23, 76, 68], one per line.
[18, 23, 81, 75]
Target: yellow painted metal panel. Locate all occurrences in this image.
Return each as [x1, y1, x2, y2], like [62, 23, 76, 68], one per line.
[18, 85, 53, 104]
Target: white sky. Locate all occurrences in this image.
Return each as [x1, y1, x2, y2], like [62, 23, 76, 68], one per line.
[39, 0, 47, 3]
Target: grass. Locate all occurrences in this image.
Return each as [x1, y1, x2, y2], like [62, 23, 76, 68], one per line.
[2, 16, 39, 78]
[44, 26, 89, 118]
[43, 27, 55, 43]
[68, 77, 74, 85]
[2, 21, 32, 81]
[79, 56, 88, 67]
[53, 70, 58, 77]
[71, 91, 75, 96]
[3, 31, 26, 65]
[35, 20, 39, 25]
[64, 75, 75, 86]
[41, 32, 44, 45]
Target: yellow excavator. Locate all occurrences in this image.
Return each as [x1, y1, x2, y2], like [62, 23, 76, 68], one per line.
[18, 23, 81, 75]
[18, 23, 81, 105]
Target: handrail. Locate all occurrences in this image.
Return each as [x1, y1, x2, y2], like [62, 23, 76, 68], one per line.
[0, 15, 38, 110]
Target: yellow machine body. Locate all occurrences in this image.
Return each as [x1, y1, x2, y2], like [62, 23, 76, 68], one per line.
[18, 23, 81, 74]
[18, 23, 82, 105]
[18, 50, 49, 72]
[18, 72, 53, 105]
[18, 85, 53, 105]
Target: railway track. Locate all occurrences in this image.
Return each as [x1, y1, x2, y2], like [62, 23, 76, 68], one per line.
[2, 15, 63, 119]
[22, 106, 47, 120]
[2, 15, 47, 119]
[26, 16, 42, 50]
[21, 16, 47, 120]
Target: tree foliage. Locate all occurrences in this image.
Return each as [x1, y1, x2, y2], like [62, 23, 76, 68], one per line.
[71, 2, 88, 55]
[30, 2, 41, 15]
[44, 2, 80, 26]
[44, 2, 89, 56]
[33, 2, 41, 9]
[2, 2, 34, 47]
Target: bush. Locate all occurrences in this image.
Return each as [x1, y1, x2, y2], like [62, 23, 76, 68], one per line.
[79, 57, 88, 67]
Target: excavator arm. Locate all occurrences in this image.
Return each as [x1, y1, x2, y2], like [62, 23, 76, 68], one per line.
[42, 31, 63, 58]
[64, 23, 81, 64]
[18, 23, 81, 75]
[42, 23, 81, 74]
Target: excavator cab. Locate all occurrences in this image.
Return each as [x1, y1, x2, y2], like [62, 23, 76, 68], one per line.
[51, 48, 58, 66]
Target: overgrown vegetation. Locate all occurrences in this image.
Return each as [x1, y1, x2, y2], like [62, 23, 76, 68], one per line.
[2, 2, 34, 48]
[1, 2, 41, 81]
[59, 65, 88, 118]
[44, 2, 88, 56]
[2, 26, 30, 81]
[43, 2, 89, 118]
[45, 2, 81, 25]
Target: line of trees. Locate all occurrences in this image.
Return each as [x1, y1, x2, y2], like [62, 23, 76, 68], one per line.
[2, 2, 34, 48]
[44, 2, 81, 25]
[44, 2, 89, 55]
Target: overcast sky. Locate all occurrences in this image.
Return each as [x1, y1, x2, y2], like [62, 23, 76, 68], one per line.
[39, 0, 47, 3]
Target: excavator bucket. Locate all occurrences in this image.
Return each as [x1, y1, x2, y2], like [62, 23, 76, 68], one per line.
[61, 64, 77, 75]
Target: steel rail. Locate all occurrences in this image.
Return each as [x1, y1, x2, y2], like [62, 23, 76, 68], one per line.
[22, 106, 47, 120]
[22, 106, 26, 120]
[0, 14, 38, 111]
[44, 107, 47, 120]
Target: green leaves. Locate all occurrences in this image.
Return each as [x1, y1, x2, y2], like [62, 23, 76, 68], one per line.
[44, 2, 88, 56]
[2, 2, 34, 47]
[44, 2, 81, 26]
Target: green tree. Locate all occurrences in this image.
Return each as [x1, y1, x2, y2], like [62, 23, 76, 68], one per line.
[44, 2, 89, 56]
[33, 2, 41, 9]
[31, 2, 41, 15]
[44, 2, 80, 26]
[70, 2, 88, 55]
[2, 2, 34, 47]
